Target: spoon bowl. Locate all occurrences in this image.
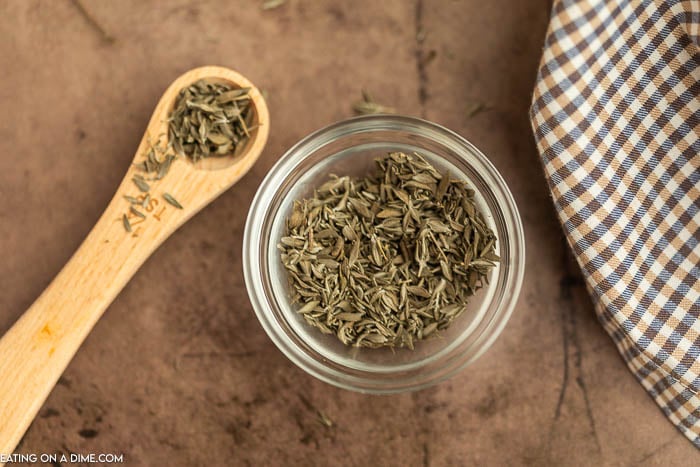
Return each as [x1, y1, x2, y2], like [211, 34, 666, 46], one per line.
[0, 66, 269, 457]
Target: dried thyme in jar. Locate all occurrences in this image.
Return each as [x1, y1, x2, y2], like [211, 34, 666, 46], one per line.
[278, 152, 499, 349]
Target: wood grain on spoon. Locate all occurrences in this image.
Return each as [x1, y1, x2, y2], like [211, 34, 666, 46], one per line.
[0, 66, 269, 456]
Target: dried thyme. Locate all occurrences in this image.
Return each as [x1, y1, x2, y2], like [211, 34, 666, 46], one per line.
[262, 0, 286, 10]
[163, 193, 183, 209]
[130, 206, 146, 218]
[465, 100, 492, 119]
[279, 152, 499, 349]
[122, 214, 131, 233]
[168, 79, 255, 162]
[353, 90, 395, 115]
[132, 175, 150, 192]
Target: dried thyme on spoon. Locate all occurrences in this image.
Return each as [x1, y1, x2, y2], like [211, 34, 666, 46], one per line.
[168, 79, 255, 162]
[119, 78, 255, 233]
[279, 152, 499, 349]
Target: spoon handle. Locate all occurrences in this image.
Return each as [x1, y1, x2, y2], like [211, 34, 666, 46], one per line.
[0, 186, 167, 454]
[0, 154, 232, 453]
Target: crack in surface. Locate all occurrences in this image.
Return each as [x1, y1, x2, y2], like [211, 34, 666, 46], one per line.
[573, 319, 601, 453]
[549, 243, 601, 453]
[632, 437, 676, 465]
[414, 0, 427, 117]
[70, 0, 115, 44]
[553, 296, 570, 421]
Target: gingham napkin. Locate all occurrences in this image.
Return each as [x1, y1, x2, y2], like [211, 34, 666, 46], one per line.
[530, 0, 700, 446]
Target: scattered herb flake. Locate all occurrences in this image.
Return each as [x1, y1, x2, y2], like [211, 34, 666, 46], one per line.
[163, 193, 183, 209]
[317, 410, 334, 428]
[465, 101, 491, 119]
[262, 0, 286, 10]
[353, 90, 395, 115]
[132, 175, 150, 192]
[122, 214, 132, 233]
[130, 206, 146, 219]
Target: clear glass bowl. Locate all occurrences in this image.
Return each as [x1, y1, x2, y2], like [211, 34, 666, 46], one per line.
[243, 115, 525, 393]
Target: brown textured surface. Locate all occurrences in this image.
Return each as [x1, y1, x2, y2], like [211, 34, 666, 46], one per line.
[0, 0, 697, 465]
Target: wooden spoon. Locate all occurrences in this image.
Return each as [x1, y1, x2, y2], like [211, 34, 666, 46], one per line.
[0, 66, 269, 454]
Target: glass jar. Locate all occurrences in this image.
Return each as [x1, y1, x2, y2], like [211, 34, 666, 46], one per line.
[243, 115, 525, 393]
